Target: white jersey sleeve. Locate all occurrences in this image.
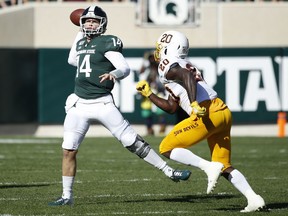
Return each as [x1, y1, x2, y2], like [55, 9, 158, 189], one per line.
[68, 31, 84, 67]
[104, 51, 130, 80]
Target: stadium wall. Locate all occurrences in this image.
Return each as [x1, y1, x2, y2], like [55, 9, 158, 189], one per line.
[0, 2, 288, 48]
[36, 47, 288, 125]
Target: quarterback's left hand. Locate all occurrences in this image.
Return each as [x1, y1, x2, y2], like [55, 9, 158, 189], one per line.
[99, 73, 116, 83]
[136, 80, 153, 97]
[191, 101, 206, 117]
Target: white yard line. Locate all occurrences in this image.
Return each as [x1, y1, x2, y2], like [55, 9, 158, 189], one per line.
[0, 139, 59, 144]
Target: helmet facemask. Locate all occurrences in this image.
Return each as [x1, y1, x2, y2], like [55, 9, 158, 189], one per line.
[154, 42, 163, 62]
[80, 16, 107, 37]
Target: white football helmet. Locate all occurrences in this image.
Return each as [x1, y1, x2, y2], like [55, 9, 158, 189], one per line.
[80, 6, 108, 37]
[154, 30, 189, 62]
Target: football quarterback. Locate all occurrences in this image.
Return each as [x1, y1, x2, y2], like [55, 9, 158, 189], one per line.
[48, 8, 191, 206]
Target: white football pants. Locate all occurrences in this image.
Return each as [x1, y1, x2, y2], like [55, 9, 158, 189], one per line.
[62, 93, 137, 150]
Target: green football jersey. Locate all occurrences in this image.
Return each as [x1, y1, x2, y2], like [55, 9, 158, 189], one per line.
[74, 35, 123, 99]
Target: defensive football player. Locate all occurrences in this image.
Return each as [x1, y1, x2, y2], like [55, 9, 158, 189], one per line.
[136, 30, 266, 212]
[48, 8, 191, 206]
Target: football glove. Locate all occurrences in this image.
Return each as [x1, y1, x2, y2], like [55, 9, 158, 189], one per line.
[136, 80, 153, 97]
[191, 101, 206, 117]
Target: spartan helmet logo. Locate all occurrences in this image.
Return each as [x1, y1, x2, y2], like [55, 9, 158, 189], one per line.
[166, 2, 177, 16]
[148, 0, 189, 25]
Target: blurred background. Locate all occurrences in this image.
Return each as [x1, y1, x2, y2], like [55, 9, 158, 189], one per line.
[0, 0, 287, 137]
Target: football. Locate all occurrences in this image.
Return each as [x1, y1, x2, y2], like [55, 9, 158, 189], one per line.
[70, 8, 85, 26]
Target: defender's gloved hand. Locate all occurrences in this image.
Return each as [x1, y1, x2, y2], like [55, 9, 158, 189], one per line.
[136, 80, 153, 97]
[191, 101, 206, 117]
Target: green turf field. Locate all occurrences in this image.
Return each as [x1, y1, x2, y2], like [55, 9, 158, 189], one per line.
[0, 136, 287, 215]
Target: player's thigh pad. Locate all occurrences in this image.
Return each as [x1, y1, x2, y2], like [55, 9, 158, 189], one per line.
[98, 102, 137, 147]
[62, 107, 89, 150]
[159, 117, 207, 154]
[207, 108, 232, 169]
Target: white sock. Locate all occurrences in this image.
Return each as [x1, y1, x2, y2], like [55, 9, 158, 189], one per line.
[170, 148, 210, 169]
[229, 169, 257, 199]
[62, 176, 74, 199]
[161, 165, 174, 178]
[142, 148, 173, 177]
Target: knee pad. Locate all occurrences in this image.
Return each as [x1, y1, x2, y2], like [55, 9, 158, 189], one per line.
[126, 135, 151, 159]
[62, 131, 84, 150]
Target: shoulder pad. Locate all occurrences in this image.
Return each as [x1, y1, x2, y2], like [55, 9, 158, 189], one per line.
[101, 35, 123, 52]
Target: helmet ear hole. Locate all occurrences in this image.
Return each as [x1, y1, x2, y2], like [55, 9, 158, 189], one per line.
[164, 48, 167, 55]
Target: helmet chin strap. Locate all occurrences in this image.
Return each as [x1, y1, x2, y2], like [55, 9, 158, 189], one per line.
[82, 28, 93, 38]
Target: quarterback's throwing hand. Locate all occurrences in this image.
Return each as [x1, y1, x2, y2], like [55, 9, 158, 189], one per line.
[136, 80, 152, 97]
[191, 101, 206, 117]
